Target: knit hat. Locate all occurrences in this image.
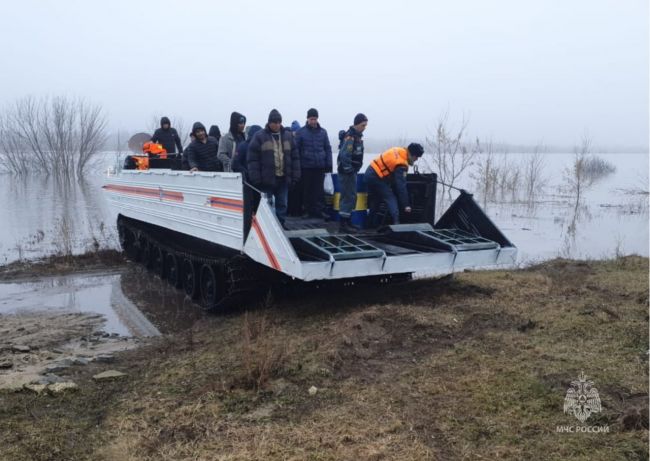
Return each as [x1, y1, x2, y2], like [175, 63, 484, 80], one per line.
[307, 108, 319, 118]
[268, 109, 282, 123]
[407, 142, 424, 158]
[353, 113, 368, 125]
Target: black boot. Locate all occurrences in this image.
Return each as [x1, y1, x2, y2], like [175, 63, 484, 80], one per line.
[339, 216, 358, 234]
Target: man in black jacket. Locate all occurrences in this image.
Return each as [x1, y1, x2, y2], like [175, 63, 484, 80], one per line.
[247, 109, 300, 225]
[151, 117, 183, 154]
[184, 122, 221, 172]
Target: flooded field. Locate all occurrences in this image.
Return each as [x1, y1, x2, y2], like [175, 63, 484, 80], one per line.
[0, 151, 646, 265]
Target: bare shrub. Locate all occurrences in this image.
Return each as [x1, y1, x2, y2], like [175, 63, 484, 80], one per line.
[422, 111, 477, 202]
[582, 156, 616, 182]
[496, 153, 522, 203]
[563, 135, 616, 213]
[53, 214, 74, 261]
[523, 145, 548, 205]
[240, 311, 286, 390]
[0, 95, 107, 179]
[470, 138, 500, 207]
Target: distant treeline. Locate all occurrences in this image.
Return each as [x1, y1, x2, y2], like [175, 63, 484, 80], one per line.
[104, 130, 648, 155]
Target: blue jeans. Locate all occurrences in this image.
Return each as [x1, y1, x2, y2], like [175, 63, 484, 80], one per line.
[338, 171, 357, 218]
[365, 168, 399, 227]
[264, 177, 288, 224]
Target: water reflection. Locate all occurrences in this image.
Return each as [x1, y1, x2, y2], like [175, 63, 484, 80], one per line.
[0, 173, 117, 263]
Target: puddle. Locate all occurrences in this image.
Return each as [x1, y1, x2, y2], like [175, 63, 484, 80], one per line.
[0, 264, 204, 337]
[0, 265, 205, 391]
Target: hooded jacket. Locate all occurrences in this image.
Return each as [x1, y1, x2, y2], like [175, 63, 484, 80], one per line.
[218, 112, 246, 172]
[295, 123, 333, 171]
[208, 125, 221, 142]
[337, 126, 364, 174]
[232, 125, 262, 175]
[247, 125, 300, 189]
[151, 117, 183, 154]
[184, 122, 221, 171]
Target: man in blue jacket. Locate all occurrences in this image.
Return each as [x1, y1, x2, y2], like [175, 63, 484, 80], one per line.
[295, 108, 332, 219]
[336, 113, 367, 232]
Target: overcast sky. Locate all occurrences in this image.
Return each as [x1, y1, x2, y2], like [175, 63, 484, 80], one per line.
[1, 0, 648, 148]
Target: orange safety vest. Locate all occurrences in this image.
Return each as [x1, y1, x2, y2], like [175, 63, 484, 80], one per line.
[142, 142, 168, 158]
[370, 147, 409, 178]
[133, 156, 150, 170]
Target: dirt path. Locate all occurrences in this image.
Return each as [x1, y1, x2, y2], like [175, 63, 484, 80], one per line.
[0, 311, 140, 392]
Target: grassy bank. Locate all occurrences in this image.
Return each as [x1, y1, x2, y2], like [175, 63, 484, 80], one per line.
[1, 256, 648, 460]
[0, 249, 125, 280]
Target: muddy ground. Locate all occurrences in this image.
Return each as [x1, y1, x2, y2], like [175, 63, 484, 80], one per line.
[0, 255, 648, 460]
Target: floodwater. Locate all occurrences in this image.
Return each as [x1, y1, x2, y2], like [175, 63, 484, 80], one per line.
[448, 152, 649, 263]
[0, 151, 646, 264]
[0, 265, 204, 337]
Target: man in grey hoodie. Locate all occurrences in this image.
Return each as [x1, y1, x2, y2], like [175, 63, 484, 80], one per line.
[218, 112, 246, 171]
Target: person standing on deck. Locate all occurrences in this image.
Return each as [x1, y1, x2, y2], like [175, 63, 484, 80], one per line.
[364, 143, 424, 227]
[337, 113, 367, 232]
[185, 122, 221, 172]
[295, 108, 332, 219]
[247, 109, 300, 226]
[208, 125, 222, 144]
[218, 112, 246, 172]
[151, 116, 183, 154]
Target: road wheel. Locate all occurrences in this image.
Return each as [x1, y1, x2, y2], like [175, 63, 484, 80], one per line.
[141, 240, 153, 269]
[165, 253, 182, 288]
[134, 233, 148, 263]
[200, 263, 224, 311]
[120, 227, 138, 261]
[151, 244, 165, 278]
[182, 258, 199, 299]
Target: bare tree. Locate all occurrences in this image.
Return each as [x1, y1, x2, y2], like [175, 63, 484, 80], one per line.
[0, 95, 106, 179]
[470, 138, 499, 208]
[497, 152, 522, 203]
[563, 135, 617, 215]
[76, 100, 107, 178]
[422, 110, 477, 201]
[523, 143, 548, 206]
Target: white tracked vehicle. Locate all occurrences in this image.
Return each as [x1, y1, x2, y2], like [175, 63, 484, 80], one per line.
[103, 158, 516, 311]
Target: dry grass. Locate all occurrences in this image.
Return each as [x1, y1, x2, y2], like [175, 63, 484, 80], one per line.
[240, 311, 287, 390]
[1, 256, 648, 460]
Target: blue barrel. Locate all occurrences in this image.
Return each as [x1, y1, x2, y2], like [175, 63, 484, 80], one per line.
[325, 173, 368, 228]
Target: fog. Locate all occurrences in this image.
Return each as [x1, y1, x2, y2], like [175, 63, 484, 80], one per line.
[1, 0, 647, 148]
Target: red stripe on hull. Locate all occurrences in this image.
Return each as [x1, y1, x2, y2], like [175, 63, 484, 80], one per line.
[252, 216, 281, 271]
[103, 184, 184, 202]
[209, 197, 244, 212]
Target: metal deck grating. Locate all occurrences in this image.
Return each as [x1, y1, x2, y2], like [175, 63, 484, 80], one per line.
[299, 235, 385, 260]
[422, 228, 499, 251]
